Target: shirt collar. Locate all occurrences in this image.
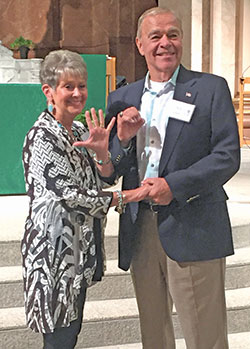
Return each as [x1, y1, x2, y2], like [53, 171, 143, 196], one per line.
[143, 65, 180, 94]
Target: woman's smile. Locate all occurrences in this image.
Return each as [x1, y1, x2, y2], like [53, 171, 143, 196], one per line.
[52, 74, 88, 122]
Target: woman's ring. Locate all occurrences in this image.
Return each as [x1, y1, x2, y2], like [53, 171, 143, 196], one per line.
[119, 111, 123, 117]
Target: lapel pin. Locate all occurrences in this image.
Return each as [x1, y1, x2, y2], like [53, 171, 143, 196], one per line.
[185, 92, 192, 97]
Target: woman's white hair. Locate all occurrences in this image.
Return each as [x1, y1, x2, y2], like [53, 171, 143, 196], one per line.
[39, 49, 87, 89]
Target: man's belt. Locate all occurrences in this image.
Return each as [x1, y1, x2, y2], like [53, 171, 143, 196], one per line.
[139, 200, 159, 213]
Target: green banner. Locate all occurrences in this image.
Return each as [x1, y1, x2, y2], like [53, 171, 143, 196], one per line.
[0, 54, 106, 194]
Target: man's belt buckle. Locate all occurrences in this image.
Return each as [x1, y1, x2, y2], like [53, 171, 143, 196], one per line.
[149, 202, 159, 214]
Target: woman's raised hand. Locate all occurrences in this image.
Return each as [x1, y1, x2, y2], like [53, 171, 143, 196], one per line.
[74, 108, 115, 157]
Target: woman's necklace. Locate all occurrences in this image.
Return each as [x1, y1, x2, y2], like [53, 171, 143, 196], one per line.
[57, 121, 77, 142]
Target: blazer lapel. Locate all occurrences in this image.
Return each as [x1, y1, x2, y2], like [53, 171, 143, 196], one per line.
[128, 78, 145, 110]
[126, 79, 145, 223]
[159, 66, 198, 175]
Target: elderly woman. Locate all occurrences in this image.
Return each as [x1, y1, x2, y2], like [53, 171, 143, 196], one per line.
[22, 49, 149, 349]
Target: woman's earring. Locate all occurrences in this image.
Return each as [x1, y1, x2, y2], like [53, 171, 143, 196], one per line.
[48, 104, 53, 113]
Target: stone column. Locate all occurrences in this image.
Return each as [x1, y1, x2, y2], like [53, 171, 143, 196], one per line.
[159, 0, 192, 69]
[201, 0, 211, 73]
[241, 0, 250, 77]
[190, 0, 211, 73]
[210, 0, 236, 96]
[109, 0, 157, 82]
[158, 0, 211, 72]
[235, 0, 250, 94]
[191, 0, 203, 72]
[109, 0, 138, 83]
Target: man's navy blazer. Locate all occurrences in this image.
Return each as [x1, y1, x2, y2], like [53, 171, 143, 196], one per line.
[105, 65, 240, 271]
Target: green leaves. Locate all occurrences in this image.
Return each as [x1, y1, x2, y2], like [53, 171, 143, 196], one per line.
[10, 36, 35, 49]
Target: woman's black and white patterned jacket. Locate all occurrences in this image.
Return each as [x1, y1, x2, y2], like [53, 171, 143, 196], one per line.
[22, 110, 113, 333]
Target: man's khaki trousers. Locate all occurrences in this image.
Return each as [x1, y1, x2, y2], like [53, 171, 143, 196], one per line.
[130, 207, 229, 349]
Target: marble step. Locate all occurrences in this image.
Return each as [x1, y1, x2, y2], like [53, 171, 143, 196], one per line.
[0, 204, 119, 267]
[0, 287, 249, 348]
[0, 234, 118, 267]
[1, 246, 250, 308]
[1, 193, 250, 266]
[0, 218, 250, 267]
[0, 259, 131, 308]
[82, 331, 250, 349]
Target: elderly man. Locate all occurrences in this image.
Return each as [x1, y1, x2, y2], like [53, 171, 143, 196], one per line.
[104, 7, 240, 349]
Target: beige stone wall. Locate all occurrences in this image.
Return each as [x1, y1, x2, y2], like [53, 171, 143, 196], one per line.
[0, 0, 249, 88]
[0, 0, 52, 54]
[0, 0, 157, 82]
[61, 0, 110, 53]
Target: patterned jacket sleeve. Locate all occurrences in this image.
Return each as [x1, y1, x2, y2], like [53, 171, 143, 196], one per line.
[23, 125, 112, 219]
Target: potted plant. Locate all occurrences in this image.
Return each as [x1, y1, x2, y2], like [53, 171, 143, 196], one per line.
[10, 36, 35, 59]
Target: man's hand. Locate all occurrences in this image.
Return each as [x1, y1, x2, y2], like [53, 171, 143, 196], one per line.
[142, 177, 173, 205]
[123, 183, 151, 203]
[117, 107, 144, 147]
